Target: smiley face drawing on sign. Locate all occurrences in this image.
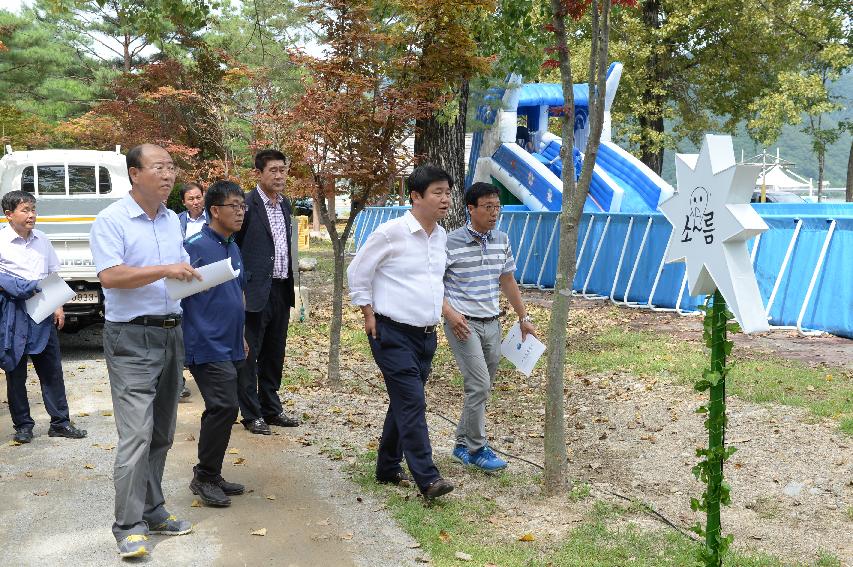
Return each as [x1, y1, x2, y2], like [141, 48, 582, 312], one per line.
[682, 186, 715, 245]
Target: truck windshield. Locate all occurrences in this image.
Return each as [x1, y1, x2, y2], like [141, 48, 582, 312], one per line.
[21, 165, 113, 195]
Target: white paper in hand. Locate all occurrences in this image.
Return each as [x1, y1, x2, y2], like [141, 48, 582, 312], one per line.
[26, 273, 77, 324]
[500, 322, 545, 377]
[165, 258, 240, 301]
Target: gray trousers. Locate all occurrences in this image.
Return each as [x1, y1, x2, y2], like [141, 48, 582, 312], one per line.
[444, 318, 501, 452]
[103, 322, 183, 541]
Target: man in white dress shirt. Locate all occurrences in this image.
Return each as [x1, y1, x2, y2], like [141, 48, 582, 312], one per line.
[347, 164, 454, 500]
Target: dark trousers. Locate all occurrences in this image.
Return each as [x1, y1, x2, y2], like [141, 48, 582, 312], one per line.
[189, 361, 240, 481]
[238, 279, 290, 422]
[368, 318, 440, 492]
[6, 326, 70, 431]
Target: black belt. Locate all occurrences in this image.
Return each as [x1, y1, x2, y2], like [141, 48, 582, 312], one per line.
[374, 313, 436, 334]
[465, 314, 499, 323]
[128, 314, 182, 328]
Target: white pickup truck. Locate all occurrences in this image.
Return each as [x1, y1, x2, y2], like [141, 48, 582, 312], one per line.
[0, 146, 131, 330]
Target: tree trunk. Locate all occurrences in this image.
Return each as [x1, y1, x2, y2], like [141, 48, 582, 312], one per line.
[637, 0, 665, 175]
[327, 236, 345, 388]
[545, 0, 613, 496]
[123, 32, 131, 73]
[315, 177, 367, 390]
[817, 148, 825, 203]
[414, 80, 469, 230]
[846, 138, 852, 203]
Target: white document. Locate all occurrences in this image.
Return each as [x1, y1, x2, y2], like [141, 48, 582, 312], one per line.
[165, 258, 240, 301]
[500, 322, 546, 377]
[26, 272, 77, 324]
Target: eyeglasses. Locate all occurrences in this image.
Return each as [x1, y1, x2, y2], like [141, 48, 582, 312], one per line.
[143, 163, 177, 174]
[215, 203, 248, 213]
[478, 204, 501, 213]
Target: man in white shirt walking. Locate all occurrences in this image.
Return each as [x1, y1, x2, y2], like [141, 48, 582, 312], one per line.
[347, 164, 454, 500]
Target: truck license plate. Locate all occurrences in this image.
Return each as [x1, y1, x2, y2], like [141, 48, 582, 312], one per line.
[69, 291, 99, 304]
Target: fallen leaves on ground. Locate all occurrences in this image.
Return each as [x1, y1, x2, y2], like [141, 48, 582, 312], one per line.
[233, 457, 246, 465]
[250, 528, 267, 536]
[266, 495, 276, 500]
[339, 532, 353, 540]
[83, 464, 95, 469]
[454, 551, 473, 561]
[227, 448, 239, 454]
[101, 410, 112, 416]
[438, 530, 451, 543]
[191, 499, 202, 507]
[519, 533, 535, 542]
[33, 490, 48, 496]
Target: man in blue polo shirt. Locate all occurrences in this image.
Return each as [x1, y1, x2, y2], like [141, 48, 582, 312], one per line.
[181, 180, 249, 507]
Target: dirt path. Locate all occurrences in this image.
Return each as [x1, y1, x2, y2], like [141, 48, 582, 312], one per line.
[0, 329, 421, 566]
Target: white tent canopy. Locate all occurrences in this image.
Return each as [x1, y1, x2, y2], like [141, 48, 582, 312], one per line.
[756, 163, 811, 191]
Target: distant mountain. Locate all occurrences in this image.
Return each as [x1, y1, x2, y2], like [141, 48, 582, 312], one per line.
[660, 72, 852, 188]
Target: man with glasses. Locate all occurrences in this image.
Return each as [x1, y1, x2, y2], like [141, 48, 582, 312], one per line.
[443, 182, 536, 472]
[181, 181, 249, 508]
[235, 149, 300, 435]
[91, 144, 201, 558]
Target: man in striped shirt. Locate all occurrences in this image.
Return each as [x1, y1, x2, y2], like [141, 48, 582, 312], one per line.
[443, 182, 536, 471]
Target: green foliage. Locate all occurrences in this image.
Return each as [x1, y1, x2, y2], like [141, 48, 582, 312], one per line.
[745, 0, 851, 193]
[600, 0, 797, 171]
[40, 0, 215, 71]
[0, 8, 102, 123]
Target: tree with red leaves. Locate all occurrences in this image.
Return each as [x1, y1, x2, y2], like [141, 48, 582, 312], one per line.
[279, 0, 460, 386]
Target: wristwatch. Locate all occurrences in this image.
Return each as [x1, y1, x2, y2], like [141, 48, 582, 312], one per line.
[520, 315, 532, 324]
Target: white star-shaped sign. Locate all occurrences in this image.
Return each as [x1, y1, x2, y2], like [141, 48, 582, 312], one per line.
[659, 134, 770, 333]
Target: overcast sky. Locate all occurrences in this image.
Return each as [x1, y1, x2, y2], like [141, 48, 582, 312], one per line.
[0, 0, 26, 12]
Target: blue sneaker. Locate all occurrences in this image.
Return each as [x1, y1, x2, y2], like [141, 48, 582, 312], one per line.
[451, 444, 471, 466]
[469, 446, 507, 472]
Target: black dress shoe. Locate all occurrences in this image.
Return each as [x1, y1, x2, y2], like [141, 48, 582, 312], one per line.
[264, 413, 300, 427]
[13, 427, 33, 444]
[377, 470, 414, 487]
[216, 476, 245, 496]
[423, 478, 454, 500]
[190, 478, 231, 507]
[243, 418, 271, 435]
[48, 424, 87, 439]
[180, 386, 191, 401]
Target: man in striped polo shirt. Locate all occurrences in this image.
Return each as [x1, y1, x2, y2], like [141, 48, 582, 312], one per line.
[443, 182, 537, 471]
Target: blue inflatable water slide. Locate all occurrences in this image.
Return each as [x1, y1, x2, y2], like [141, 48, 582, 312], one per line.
[466, 63, 673, 215]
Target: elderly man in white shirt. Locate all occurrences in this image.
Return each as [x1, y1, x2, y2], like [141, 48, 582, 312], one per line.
[90, 144, 201, 559]
[347, 164, 454, 501]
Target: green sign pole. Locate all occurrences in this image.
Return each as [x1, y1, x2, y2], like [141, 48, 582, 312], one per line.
[692, 290, 738, 566]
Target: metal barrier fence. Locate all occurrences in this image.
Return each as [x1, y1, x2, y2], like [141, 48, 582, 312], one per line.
[349, 206, 853, 338]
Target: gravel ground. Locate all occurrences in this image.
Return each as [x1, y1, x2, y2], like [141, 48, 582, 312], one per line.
[0, 327, 421, 566]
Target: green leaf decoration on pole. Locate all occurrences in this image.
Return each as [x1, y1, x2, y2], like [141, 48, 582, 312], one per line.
[691, 291, 739, 566]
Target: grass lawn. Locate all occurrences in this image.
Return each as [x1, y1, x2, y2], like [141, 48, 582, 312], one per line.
[349, 453, 840, 567]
